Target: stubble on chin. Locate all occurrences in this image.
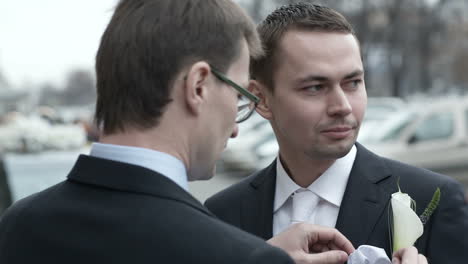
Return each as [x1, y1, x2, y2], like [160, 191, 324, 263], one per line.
[308, 135, 356, 160]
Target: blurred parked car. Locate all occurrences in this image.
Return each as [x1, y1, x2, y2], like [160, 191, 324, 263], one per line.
[358, 97, 406, 141]
[0, 112, 87, 153]
[364, 97, 405, 121]
[361, 96, 468, 185]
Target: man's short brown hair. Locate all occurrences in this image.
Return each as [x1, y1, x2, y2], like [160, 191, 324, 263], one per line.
[95, 0, 262, 135]
[251, 3, 356, 91]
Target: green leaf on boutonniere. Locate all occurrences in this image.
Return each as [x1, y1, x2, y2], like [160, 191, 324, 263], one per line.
[419, 188, 441, 225]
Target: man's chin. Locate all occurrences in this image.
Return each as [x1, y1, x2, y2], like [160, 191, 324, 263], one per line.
[330, 142, 354, 158]
[310, 141, 355, 160]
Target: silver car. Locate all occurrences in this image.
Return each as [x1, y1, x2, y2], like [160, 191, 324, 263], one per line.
[361, 96, 468, 186]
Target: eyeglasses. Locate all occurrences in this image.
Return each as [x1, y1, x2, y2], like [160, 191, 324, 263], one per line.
[210, 66, 260, 123]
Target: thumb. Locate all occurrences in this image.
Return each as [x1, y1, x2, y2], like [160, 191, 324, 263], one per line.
[301, 250, 348, 264]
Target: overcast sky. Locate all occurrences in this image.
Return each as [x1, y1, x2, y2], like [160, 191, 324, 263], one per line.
[0, 0, 118, 89]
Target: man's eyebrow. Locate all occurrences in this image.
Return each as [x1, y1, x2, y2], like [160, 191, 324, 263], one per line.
[293, 69, 364, 85]
[344, 70, 364, 79]
[294, 75, 329, 85]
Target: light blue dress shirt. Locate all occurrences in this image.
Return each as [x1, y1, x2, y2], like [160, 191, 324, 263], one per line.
[89, 143, 189, 191]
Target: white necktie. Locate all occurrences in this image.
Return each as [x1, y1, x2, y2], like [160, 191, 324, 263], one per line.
[290, 188, 320, 224]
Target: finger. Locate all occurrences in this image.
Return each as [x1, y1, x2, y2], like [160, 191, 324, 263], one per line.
[329, 242, 340, 251]
[392, 257, 401, 264]
[418, 254, 428, 264]
[311, 242, 337, 253]
[393, 247, 418, 262]
[302, 250, 348, 264]
[306, 225, 355, 254]
[311, 243, 324, 253]
[321, 246, 330, 253]
[392, 248, 404, 258]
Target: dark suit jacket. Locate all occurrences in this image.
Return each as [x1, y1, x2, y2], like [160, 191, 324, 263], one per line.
[0, 155, 293, 264]
[0, 156, 12, 215]
[205, 143, 468, 263]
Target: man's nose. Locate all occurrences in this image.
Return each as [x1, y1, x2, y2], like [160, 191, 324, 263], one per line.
[327, 87, 352, 116]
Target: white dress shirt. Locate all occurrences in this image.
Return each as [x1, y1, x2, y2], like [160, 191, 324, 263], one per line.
[89, 143, 189, 191]
[272, 145, 357, 235]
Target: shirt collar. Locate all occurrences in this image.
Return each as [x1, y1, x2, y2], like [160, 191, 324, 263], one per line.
[89, 143, 188, 191]
[274, 157, 300, 212]
[274, 145, 356, 212]
[309, 145, 356, 207]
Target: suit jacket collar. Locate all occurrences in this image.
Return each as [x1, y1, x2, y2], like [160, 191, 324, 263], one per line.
[335, 143, 394, 248]
[67, 155, 214, 217]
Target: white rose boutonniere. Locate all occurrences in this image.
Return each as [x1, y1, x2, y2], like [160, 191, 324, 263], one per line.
[390, 183, 440, 253]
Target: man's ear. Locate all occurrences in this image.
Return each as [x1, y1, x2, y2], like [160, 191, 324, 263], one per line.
[184, 62, 211, 115]
[249, 80, 273, 120]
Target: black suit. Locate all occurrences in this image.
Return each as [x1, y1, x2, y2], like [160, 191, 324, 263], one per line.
[0, 155, 293, 264]
[0, 156, 12, 215]
[205, 143, 468, 263]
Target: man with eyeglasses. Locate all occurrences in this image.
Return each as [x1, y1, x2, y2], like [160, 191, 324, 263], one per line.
[0, 1, 358, 264]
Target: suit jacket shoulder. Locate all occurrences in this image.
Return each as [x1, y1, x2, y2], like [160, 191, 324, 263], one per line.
[0, 155, 293, 264]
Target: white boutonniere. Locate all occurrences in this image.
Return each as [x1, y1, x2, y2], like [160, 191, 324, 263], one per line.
[390, 182, 440, 253]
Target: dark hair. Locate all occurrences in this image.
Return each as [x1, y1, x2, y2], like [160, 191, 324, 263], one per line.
[251, 3, 356, 91]
[95, 0, 262, 134]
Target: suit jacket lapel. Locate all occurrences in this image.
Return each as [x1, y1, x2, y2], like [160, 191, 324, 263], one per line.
[240, 160, 277, 240]
[335, 143, 394, 248]
[67, 155, 214, 217]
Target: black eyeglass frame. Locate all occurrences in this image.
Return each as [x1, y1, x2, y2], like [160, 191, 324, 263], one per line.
[210, 66, 260, 123]
[210, 67, 260, 104]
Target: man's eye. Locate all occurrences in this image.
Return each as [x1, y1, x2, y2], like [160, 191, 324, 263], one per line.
[346, 79, 362, 89]
[304, 85, 323, 93]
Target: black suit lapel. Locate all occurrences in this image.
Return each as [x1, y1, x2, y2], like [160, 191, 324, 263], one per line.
[335, 144, 395, 249]
[241, 161, 277, 240]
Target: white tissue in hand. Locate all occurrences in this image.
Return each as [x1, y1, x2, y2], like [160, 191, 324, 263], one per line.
[348, 245, 391, 264]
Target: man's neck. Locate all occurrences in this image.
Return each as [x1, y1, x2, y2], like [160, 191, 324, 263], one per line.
[279, 151, 336, 188]
[99, 127, 190, 170]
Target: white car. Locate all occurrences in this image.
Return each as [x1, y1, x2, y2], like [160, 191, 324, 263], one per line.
[361, 96, 468, 185]
[364, 97, 405, 122]
[358, 97, 406, 142]
[0, 113, 86, 153]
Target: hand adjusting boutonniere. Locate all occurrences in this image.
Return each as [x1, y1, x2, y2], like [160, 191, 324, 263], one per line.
[389, 180, 441, 253]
